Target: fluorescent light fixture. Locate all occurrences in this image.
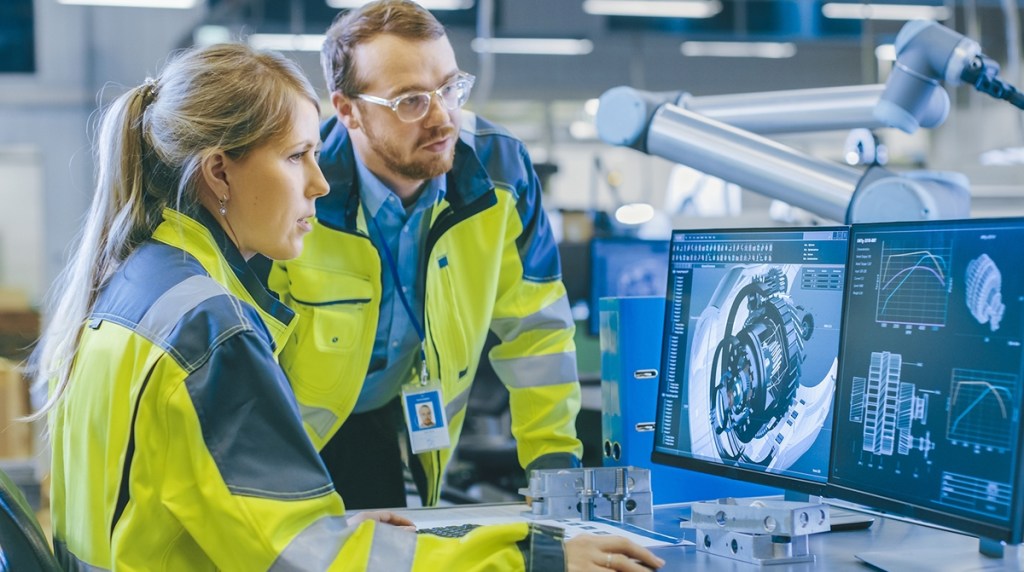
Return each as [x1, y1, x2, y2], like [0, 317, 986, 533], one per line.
[194, 25, 232, 47]
[681, 41, 797, 58]
[470, 38, 594, 56]
[821, 3, 950, 20]
[569, 120, 598, 140]
[615, 203, 656, 225]
[875, 43, 896, 61]
[249, 34, 326, 52]
[58, 0, 198, 6]
[326, 0, 472, 9]
[583, 0, 722, 18]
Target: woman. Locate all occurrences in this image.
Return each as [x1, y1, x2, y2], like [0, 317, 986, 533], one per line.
[32, 43, 664, 571]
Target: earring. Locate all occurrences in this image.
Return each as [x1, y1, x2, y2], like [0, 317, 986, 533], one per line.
[218, 197, 227, 216]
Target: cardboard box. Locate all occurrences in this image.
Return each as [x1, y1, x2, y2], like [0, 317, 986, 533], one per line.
[0, 288, 30, 312]
[0, 357, 32, 459]
[0, 309, 40, 361]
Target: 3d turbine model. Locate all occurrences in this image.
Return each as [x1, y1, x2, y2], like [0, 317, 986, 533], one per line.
[965, 253, 1005, 332]
[709, 268, 814, 466]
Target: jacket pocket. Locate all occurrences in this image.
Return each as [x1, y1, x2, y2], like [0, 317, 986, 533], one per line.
[288, 267, 374, 355]
[281, 264, 377, 429]
[432, 255, 470, 383]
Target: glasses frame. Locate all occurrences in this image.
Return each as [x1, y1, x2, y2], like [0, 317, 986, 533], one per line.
[355, 72, 476, 123]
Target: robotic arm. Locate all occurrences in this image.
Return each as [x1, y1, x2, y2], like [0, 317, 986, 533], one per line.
[596, 20, 1024, 224]
[878, 19, 1024, 132]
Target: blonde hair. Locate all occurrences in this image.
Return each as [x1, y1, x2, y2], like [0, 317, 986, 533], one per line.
[30, 43, 319, 417]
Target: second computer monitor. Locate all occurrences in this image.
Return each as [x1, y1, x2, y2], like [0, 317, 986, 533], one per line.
[830, 217, 1024, 544]
[652, 227, 850, 496]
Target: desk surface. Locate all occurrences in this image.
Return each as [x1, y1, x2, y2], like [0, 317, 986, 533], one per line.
[391, 501, 1024, 571]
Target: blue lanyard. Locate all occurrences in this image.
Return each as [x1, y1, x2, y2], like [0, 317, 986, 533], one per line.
[369, 214, 426, 344]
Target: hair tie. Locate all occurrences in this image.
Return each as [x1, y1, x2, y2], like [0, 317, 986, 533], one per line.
[140, 77, 159, 105]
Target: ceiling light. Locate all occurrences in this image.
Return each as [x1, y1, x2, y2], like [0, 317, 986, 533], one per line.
[194, 25, 232, 46]
[248, 34, 326, 52]
[615, 203, 656, 225]
[681, 41, 797, 58]
[470, 38, 594, 56]
[569, 120, 598, 140]
[821, 3, 950, 21]
[326, 0, 472, 9]
[583, 0, 722, 18]
[58, 0, 198, 7]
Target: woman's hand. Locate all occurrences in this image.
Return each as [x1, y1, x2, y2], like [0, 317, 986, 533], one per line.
[565, 534, 666, 571]
[348, 510, 417, 531]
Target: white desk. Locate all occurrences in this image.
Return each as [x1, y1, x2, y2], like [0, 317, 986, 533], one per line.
[390, 501, 1024, 571]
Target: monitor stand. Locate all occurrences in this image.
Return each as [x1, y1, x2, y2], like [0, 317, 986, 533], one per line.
[855, 538, 1022, 571]
[783, 491, 875, 532]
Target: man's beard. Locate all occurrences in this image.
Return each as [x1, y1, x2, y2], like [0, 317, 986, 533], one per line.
[365, 121, 456, 182]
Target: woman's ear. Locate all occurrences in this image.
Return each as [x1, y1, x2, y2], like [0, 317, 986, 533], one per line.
[199, 150, 230, 199]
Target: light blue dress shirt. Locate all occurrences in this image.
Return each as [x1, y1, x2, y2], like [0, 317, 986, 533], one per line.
[352, 153, 445, 413]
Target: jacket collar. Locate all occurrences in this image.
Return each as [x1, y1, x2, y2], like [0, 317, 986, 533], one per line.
[316, 115, 492, 232]
[154, 208, 296, 353]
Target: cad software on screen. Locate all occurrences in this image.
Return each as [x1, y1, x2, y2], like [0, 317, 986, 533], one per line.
[831, 219, 1024, 533]
[653, 228, 849, 485]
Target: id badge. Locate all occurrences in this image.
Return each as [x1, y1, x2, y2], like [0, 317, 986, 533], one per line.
[402, 380, 451, 454]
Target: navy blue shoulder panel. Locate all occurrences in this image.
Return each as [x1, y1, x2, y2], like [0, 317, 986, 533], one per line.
[469, 115, 562, 283]
[95, 241, 278, 369]
[184, 329, 335, 500]
[94, 242, 210, 327]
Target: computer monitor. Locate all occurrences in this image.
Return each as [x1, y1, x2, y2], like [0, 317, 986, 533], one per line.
[589, 238, 671, 335]
[830, 217, 1024, 547]
[651, 227, 850, 497]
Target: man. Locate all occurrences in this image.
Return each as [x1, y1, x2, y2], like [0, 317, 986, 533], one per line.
[269, 0, 583, 509]
[417, 404, 436, 429]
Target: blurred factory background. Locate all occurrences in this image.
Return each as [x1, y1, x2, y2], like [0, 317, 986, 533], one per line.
[0, 0, 1022, 502]
[0, 0, 1022, 308]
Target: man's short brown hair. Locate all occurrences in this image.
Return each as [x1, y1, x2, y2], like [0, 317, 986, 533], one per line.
[321, 0, 447, 95]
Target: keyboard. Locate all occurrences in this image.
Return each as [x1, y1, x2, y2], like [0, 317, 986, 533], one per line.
[416, 523, 482, 538]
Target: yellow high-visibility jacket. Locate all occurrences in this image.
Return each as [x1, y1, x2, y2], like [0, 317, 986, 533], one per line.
[49, 208, 566, 571]
[269, 113, 584, 505]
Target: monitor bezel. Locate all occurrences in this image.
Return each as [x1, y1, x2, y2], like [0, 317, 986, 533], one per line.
[588, 236, 671, 336]
[651, 225, 850, 499]
[826, 216, 1024, 545]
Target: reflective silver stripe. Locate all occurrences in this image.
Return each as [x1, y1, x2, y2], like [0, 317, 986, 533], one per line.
[135, 274, 234, 369]
[492, 351, 578, 389]
[299, 403, 339, 440]
[53, 540, 110, 572]
[490, 295, 573, 342]
[269, 515, 349, 572]
[366, 521, 417, 572]
[445, 385, 471, 421]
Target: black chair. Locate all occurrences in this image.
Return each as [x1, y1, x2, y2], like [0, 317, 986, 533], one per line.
[0, 467, 60, 572]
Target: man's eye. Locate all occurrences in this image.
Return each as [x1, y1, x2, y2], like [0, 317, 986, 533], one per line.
[399, 95, 428, 110]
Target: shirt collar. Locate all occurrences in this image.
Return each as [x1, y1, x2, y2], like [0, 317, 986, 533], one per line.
[354, 148, 447, 219]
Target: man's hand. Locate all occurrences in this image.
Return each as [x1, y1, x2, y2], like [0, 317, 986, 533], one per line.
[565, 535, 666, 571]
